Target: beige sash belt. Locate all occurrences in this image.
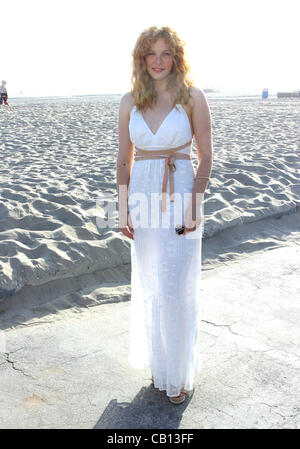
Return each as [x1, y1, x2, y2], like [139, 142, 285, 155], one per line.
[134, 140, 192, 212]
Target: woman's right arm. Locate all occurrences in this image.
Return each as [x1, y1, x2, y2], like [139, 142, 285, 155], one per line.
[117, 93, 134, 239]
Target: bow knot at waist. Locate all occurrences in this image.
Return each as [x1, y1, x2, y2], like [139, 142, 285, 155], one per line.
[167, 155, 177, 172]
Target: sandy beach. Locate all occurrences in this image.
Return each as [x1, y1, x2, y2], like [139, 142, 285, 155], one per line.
[0, 94, 299, 429]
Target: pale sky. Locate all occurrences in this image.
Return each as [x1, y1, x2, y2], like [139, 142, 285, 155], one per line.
[2, 0, 299, 97]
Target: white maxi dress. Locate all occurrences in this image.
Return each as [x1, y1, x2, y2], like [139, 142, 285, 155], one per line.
[127, 103, 204, 397]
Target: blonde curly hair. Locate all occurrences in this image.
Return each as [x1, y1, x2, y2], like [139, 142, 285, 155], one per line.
[130, 26, 195, 112]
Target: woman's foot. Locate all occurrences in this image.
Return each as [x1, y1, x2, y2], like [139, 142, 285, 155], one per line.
[168, 390, 187, 404]
[168, 387, 194, 404]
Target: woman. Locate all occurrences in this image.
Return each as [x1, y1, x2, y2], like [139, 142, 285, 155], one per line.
[117, 26, 213, 404]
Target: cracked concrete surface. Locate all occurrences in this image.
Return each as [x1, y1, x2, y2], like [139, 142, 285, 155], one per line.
[4, 351, 35, 380]
[0, 245, 299, 429]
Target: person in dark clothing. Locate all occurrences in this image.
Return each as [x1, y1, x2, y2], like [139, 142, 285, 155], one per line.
[0, 81, 12, 110]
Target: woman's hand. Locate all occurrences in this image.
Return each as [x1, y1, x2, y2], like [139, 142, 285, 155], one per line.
[119, 223, 134, 240]
[119, 207, 134, 240]
[183, 192, 204, 235]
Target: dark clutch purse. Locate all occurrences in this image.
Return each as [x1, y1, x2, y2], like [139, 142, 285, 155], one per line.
[175, 225, 185, 235]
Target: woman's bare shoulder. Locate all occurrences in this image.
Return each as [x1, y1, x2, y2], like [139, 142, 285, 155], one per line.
[182, 87, 206, 125]
[119, 92, 136, 120]
[120, 91, 135, 103]
[189, 86, 207, 109]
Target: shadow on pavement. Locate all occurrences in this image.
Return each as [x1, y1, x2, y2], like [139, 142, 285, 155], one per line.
[94, 384, 194, 429]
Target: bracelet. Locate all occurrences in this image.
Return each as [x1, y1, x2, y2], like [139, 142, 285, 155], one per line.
[194, 176, 210, 180]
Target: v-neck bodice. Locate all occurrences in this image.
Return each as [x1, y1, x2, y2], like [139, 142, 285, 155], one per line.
[129, 103, 193, 153]
[141, 106, 176, 136]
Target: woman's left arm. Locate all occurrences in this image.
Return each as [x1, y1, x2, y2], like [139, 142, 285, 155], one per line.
[184, 88, 213, 232]
[192, 87, 213, 189]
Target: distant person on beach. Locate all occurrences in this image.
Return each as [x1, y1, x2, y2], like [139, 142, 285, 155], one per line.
[0, 81, 12, 111]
